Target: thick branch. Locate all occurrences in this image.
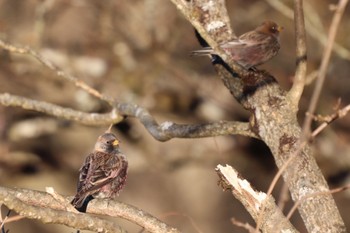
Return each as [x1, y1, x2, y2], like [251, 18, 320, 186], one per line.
[0, 186, 179, 233]
[216, 165, 298, 233]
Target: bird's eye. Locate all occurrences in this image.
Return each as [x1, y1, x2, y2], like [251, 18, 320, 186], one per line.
[270, 26, 278, 33]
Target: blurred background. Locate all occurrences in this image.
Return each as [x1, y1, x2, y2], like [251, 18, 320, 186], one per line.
[0, 0, 349, 232]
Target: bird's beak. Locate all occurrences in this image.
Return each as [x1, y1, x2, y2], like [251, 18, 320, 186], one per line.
[113, 140, 119, 146]
[277, 26, 284, 32]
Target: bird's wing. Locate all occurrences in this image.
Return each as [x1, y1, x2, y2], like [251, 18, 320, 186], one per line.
[238, 31, 270, 45]
[76, 153, 93, 192]
[77, 151, 126, 196]
[71, 153, 94, 208]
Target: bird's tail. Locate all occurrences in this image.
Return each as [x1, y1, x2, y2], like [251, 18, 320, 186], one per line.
[71, 195, 94, 212]
[190, 47, 214, 56]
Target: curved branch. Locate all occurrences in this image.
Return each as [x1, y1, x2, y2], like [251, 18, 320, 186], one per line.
[0, 93, 258, 140]
[0, 186, 180, 233]
[117, 102, 258, 140]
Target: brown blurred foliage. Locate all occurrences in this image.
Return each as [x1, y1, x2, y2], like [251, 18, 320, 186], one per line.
[0, 0, 349, 232]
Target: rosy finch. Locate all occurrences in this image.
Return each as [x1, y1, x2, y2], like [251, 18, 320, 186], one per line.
[71, 132, 128, 212]
[191, 20, 283, 69]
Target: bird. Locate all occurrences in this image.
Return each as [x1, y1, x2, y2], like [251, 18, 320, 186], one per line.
[191, 20, 283, 69]
[71, 132, 128, 212]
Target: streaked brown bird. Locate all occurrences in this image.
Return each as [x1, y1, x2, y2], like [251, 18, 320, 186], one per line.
[191, 20, 283, 69]
[71, 132, 128, 212]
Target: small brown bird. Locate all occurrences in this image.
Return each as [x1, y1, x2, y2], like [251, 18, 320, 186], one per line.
[71, 132, 128, 212]
[191, 20, 283, 69]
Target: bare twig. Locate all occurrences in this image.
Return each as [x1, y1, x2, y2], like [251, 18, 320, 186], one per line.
[0, 186, 180, 233]
[231, 218, 256, 233]
[301, 0, 349, 137]
[311, 104, 350, 138]
[288, 0, 307, 110]
[0, 38, 115, 105]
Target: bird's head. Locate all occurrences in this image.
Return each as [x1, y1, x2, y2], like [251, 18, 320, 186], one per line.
[257, 20, 284, 37]
[94, 133, 120, 153]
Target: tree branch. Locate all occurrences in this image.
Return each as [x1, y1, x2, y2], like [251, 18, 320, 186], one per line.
[288, 0, 307, 110]
[0, 93, 123, 125]
[0, 187, 126, 233]
[216, 165, 298, 233]
[0, 186, 180, 233]
[0, 93, 258, 140]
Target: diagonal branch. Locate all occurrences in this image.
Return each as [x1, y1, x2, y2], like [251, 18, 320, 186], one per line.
[0, 38, 115, 106]
[216, 165, 298, 233]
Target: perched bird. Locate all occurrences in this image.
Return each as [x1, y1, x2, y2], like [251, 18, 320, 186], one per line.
[191, 20, 283, 69]
[71, 132, 128, 212]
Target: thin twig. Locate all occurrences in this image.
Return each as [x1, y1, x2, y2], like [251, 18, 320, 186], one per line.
[231, 218, 256, 233]
[0, 39, 115, 105]
[311, 104, 350, 138]
[302, 0, 349, 137]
